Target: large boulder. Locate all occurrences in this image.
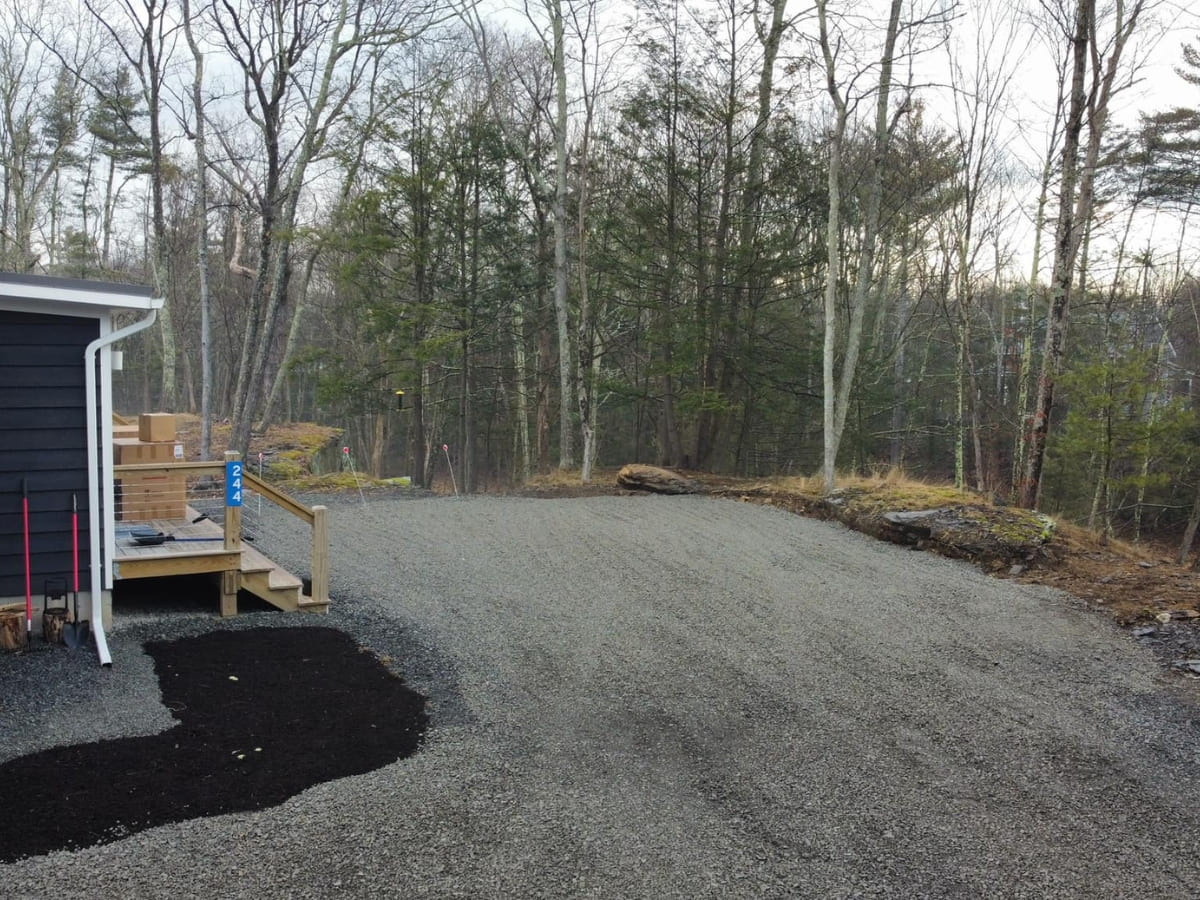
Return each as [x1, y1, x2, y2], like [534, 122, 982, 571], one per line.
[874, 505, 1056, 564]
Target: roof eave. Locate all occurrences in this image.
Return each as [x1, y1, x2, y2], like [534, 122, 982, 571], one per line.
[0, 274, 161, 312]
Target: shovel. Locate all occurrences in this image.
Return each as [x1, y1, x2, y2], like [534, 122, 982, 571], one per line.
[63, 494, 89, 650]
[21, 479, 31, 645]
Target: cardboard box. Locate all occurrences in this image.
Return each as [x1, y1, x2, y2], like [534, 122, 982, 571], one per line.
[138, 413, 176, 443]
[113, 438, 179, 464]
[116, 472, 186, 521]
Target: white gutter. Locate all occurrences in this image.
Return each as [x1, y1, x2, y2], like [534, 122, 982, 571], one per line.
[85, 309, 158, 667]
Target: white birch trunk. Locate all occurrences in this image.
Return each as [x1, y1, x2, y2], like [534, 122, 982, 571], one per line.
[183, 0, 213, 459]
[818, 0, 904, 493]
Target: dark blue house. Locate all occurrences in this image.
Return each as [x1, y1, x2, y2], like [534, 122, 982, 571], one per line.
[1, 274, 160, 658]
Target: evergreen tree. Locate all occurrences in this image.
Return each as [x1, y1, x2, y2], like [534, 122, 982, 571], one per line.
[1134, 38, 1200, 209]
[87, 65, 148, 268]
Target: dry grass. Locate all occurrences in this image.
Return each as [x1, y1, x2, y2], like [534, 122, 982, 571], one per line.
[170, 414, 341, 480]
[767, 468, 978, 512]
[1050, 519, 1159, 563]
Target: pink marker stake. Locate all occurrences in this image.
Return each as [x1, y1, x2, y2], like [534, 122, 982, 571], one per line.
[342, 445, 367, 507]
[442, 444, 459, 498]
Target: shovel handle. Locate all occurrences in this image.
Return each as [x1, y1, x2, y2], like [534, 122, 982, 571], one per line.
[72, 493, 79, 594]
[21, 479, 31, 633]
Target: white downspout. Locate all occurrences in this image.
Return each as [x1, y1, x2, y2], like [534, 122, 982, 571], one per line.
[85, 309, 158, 667]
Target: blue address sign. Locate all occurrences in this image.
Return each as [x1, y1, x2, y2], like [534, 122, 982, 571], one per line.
[226, 461, 243, 507]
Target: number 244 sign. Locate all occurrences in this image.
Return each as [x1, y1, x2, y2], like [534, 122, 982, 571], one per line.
[226, 461, 243, 507]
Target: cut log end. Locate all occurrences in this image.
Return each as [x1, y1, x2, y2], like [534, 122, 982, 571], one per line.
[42, 610, 68, 646]
[0, 610, 27, 651]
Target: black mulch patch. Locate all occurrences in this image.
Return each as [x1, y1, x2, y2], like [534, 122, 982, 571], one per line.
[0, 627, 429, 863]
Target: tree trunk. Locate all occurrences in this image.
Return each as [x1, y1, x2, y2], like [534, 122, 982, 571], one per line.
[1180, 477, 1200, 565]
[261, 250, 317, 429]
[102, 154, 116, 266]
[1020, 0, 1090, 509]
[183, 0, 213, 459]
[818, 0, 904, 492]
[820, 99, 845, 492]
[550, 0, 574, 469]
[412, 377, 427, 489]
[890, 230, 910, 468]
[512, 299, 532, 481]
[371, 412, 386, 479]
[1020, 0, 1145, 508]
[1010, 23, 1068, 498]
[700, 0, 789, 471]
[660, 368, 684, 467]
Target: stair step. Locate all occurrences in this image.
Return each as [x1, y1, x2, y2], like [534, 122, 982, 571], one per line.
[240, 566, 302, 613]
[239, 545, 276, 575]
[267, 568, 303, 591]
[297, 597, 330, 614]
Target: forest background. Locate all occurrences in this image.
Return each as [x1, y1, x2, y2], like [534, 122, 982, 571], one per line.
[3, 0, 1200, 549]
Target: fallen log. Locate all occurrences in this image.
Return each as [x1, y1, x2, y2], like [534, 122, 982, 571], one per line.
[617, 464, 703, 495]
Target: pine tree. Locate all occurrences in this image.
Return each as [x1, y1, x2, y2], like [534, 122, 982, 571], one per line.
[1137, 38, 1200, 209]
[87, 65, 149, 268]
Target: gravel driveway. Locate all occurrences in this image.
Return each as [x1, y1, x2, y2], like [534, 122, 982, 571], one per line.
[3, 493, 1199, 898]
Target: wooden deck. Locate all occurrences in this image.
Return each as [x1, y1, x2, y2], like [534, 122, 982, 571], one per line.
[110, 455, 330, 616]
[112, 506, 326, 614]
[114, 511, 238, 579]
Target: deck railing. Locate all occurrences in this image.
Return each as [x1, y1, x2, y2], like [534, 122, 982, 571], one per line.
[111, 453, 329, 608]
[244, 468, 330, 606]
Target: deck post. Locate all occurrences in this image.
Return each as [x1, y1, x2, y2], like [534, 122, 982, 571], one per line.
[311, 505, 329, 605]
[221, 451, 243, 617]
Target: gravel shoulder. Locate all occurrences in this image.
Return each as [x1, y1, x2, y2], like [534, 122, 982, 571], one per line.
[3, 493, 1199, 898]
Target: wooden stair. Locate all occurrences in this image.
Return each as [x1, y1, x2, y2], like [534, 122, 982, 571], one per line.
[238, 544, 328, 614]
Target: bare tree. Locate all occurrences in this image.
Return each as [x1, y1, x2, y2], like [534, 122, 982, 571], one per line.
[816, 0, 906, 493]
[0, 2, 89, 271]
[566, 0, 626, 482]
[203, 0, 443, 457]
[1019, 0, 1153, 508]
[548, 0, 574, 468]
[944, 0, 1020, 493]
[1010, 2, 1070, 499]
[181, 0, 213, 457]
[79, 0, 181, 407]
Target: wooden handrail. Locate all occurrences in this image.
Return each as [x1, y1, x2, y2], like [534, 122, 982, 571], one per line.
[244, 470, 315, 525]
[242, 469, 327, 604]
[114, 461, 226, 476]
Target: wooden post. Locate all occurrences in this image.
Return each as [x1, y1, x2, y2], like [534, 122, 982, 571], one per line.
[221, 451, 243, 617]
[311, 505, 329, 605]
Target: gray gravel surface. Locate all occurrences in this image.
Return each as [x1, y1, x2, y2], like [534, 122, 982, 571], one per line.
[3, 493, 1200, 898]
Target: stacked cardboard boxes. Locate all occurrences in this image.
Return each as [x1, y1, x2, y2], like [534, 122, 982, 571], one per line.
[139, 413, 176, 442]
[114, 414, 186, 521]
